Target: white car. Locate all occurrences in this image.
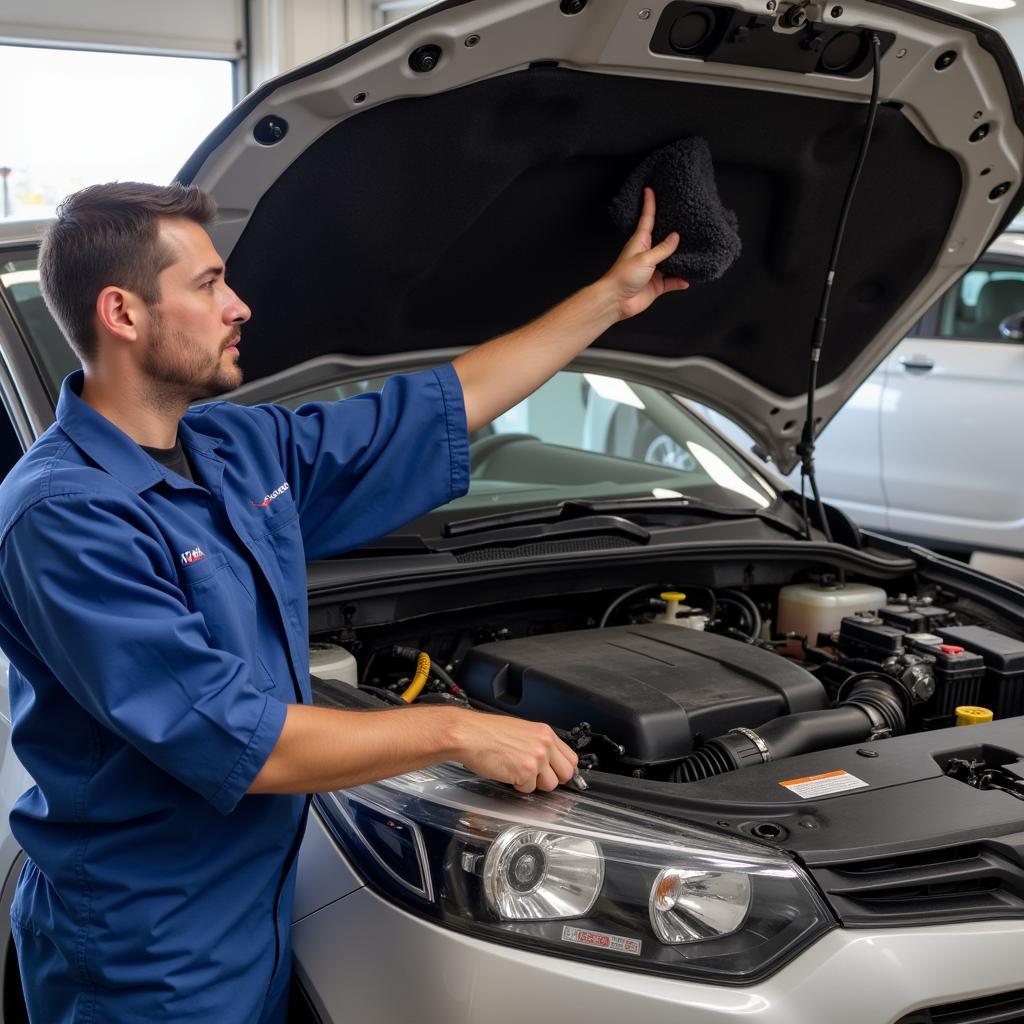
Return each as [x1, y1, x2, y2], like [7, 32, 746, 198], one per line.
[698, 232, 1024, 556]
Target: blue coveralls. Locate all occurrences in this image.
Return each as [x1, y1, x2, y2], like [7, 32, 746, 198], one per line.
[0, 365, 469, 1022]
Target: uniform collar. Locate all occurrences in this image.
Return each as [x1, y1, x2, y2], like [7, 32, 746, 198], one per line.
[56, 369, 222, 493]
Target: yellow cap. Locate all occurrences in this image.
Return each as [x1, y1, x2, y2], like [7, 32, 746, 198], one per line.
[955, 706, 994, 726]
[660, 592, 687, 602]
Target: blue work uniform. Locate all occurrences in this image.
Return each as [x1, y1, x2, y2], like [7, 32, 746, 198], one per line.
[0, 365, 469, 1023]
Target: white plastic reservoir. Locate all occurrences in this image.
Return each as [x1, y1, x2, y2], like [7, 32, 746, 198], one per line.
[309, 643, 359, 687]
[777, 582, 887, 655]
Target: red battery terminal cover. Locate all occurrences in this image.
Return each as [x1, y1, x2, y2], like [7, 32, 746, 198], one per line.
[939, 644, 966, 655]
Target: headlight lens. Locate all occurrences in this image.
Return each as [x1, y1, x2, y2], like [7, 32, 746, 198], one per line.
[483, 827, 604, 920]
[317, 764, 833, 984]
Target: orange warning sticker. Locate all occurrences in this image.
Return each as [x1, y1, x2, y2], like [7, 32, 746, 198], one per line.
[779, 770, 868, 799]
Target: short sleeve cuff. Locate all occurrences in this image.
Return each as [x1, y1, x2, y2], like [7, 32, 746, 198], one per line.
[433, 363, 470, 501]
[209, 695, 288, 815]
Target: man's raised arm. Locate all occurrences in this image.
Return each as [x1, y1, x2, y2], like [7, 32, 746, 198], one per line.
[452, 187, 687, 432]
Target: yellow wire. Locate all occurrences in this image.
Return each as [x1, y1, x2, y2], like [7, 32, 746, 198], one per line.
[400, 652, 431, 703]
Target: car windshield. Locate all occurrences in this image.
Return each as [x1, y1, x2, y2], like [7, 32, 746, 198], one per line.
[0, 255, 776, 521]
[273, 371, 777, 521]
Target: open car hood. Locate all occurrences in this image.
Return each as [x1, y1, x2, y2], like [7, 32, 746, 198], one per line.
[178, 0, 1024, 471]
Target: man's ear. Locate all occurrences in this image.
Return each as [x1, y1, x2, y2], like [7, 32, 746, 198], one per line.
[95, 286, 144, 344]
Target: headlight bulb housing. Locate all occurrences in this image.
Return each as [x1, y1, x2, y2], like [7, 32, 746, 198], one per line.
[649, 868, 751, 942]
[483, 827, 604, 920]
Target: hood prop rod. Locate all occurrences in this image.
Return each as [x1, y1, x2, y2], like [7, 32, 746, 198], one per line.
[798, 33, 882, 545]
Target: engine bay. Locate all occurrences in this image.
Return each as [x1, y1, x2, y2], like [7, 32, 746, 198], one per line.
[310, 572, 1024, 786]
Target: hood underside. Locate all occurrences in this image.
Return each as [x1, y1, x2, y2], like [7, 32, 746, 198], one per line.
[181, 0, 1024, 470]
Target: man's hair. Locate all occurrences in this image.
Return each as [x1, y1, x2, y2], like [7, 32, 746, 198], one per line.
[38, 181, 217, 363]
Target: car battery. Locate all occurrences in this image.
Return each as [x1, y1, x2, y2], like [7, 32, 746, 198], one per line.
[904, 636, 985, 727]
[937, 625, 1024, 718]
[878, 604, 952, 633]
[838, 614, 904, 663]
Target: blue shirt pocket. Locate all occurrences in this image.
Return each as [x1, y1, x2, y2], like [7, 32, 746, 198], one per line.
[250, 485, 299, 536]
[178, 552, 274, 692]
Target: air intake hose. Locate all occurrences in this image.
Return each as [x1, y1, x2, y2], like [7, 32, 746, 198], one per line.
[671, 673, 909, 783]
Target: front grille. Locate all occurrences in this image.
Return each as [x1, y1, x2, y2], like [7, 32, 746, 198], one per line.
[453, 534, 642, 562]
[895, 987, 1024, 1024]
[811, 842, 1024, 927]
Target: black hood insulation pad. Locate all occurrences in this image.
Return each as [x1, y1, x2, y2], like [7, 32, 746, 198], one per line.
[226, 66, 960, 398]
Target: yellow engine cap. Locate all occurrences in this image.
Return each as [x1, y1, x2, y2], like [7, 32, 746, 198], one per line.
[955, 706, 994, 726]
[660, 591, 687, 601]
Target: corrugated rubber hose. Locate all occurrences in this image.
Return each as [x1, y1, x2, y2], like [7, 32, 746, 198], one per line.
[401, 652, 432, 703]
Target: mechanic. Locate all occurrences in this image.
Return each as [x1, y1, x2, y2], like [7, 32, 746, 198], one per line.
[0, 181, 687, 1023]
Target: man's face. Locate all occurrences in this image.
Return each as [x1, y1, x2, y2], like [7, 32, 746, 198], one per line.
[139, 218, 251, 402]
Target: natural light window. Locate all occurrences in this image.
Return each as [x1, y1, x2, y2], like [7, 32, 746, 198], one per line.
[0, 45, 235, 221]
[372, 1, 434, 27]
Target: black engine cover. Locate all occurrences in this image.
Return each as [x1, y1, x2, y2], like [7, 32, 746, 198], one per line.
[460, 623, 828, 764]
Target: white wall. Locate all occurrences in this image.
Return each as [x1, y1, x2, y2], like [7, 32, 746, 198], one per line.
[985, 9, 1024, 65]
[247, 0, 433, 87]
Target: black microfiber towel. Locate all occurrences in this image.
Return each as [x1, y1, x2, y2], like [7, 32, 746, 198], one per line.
[609, 137, 741, 283]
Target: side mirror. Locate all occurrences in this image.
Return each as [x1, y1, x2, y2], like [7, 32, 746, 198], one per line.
[998, 310, 1024, 340]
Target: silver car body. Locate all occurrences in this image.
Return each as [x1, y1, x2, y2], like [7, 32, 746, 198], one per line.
[2, 0, 1024, 1020]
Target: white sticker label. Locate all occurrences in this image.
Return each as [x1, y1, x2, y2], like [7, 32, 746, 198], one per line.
[561, 925, 642, 956]
[779, 770, 869, 799]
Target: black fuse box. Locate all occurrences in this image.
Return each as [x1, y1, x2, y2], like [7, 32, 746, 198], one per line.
[839, 614, 904, 663]
[878, 604, 953, 632]
[937, 626, 1024, 718]
[917, 606, 953, 631]
[878, 605, 927, 631]
[904, 637, 985, 728]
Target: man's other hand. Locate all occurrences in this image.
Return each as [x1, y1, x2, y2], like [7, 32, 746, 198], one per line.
[452, 712, 579, 793]
[606, 186, 689, 321]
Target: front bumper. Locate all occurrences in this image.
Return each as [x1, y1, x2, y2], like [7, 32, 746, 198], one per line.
[293, 885, 1024, 1024]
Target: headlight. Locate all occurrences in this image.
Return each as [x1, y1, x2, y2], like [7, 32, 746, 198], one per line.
[317, 764, 833, 984]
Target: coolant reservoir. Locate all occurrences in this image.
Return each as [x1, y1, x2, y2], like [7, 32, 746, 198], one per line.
[309, 643, 359, 687]
[777, 583, 887, 656]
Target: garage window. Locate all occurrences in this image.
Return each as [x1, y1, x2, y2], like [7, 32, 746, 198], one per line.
[371, 1, 434, 27]
[0, 44, 235, 221]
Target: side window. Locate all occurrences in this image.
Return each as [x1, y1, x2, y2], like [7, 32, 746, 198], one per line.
[0, 254, 79, 397]
[936, 262, 1024, 342]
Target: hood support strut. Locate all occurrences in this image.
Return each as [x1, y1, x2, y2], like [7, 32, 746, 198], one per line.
[798, 33, 882, 547]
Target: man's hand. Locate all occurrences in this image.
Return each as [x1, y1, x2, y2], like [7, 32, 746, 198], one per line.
[248, 703, 579, 796]
[450, 711, 579, 793]
[605, 187, 689, 321]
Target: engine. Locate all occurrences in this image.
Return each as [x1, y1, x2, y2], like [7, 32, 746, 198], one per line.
[314, 578, 1024, 783]
[459, 624, 827, 765]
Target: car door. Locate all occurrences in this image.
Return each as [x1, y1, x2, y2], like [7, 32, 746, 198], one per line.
[880, 254, 1024, 554]
[687, 372, 888, 533]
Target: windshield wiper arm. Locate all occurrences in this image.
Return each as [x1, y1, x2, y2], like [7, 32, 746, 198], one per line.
[444, 497, 803, 539]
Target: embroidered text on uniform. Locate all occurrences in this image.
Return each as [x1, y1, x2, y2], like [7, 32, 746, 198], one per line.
[252, 482, 290, 508]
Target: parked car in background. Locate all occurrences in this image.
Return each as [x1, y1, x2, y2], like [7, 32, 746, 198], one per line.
[695, 232, 1024, 557]
[3, 0, 1024, 1022]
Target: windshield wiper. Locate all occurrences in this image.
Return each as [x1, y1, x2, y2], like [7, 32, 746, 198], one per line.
[444, 497, 804, 539]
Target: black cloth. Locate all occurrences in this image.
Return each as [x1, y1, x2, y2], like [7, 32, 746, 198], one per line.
[609, 136, 741, 283]
[141, 437, 194, 482]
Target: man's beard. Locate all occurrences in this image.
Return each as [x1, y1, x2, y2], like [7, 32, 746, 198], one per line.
[140, 309, 243, 409]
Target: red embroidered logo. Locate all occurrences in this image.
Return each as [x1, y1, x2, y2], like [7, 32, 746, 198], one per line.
[253, 481, 290, 508]
[180, 547, 206, 566]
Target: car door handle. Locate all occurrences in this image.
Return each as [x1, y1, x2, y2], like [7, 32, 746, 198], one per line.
[900, 355, 935, 373]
